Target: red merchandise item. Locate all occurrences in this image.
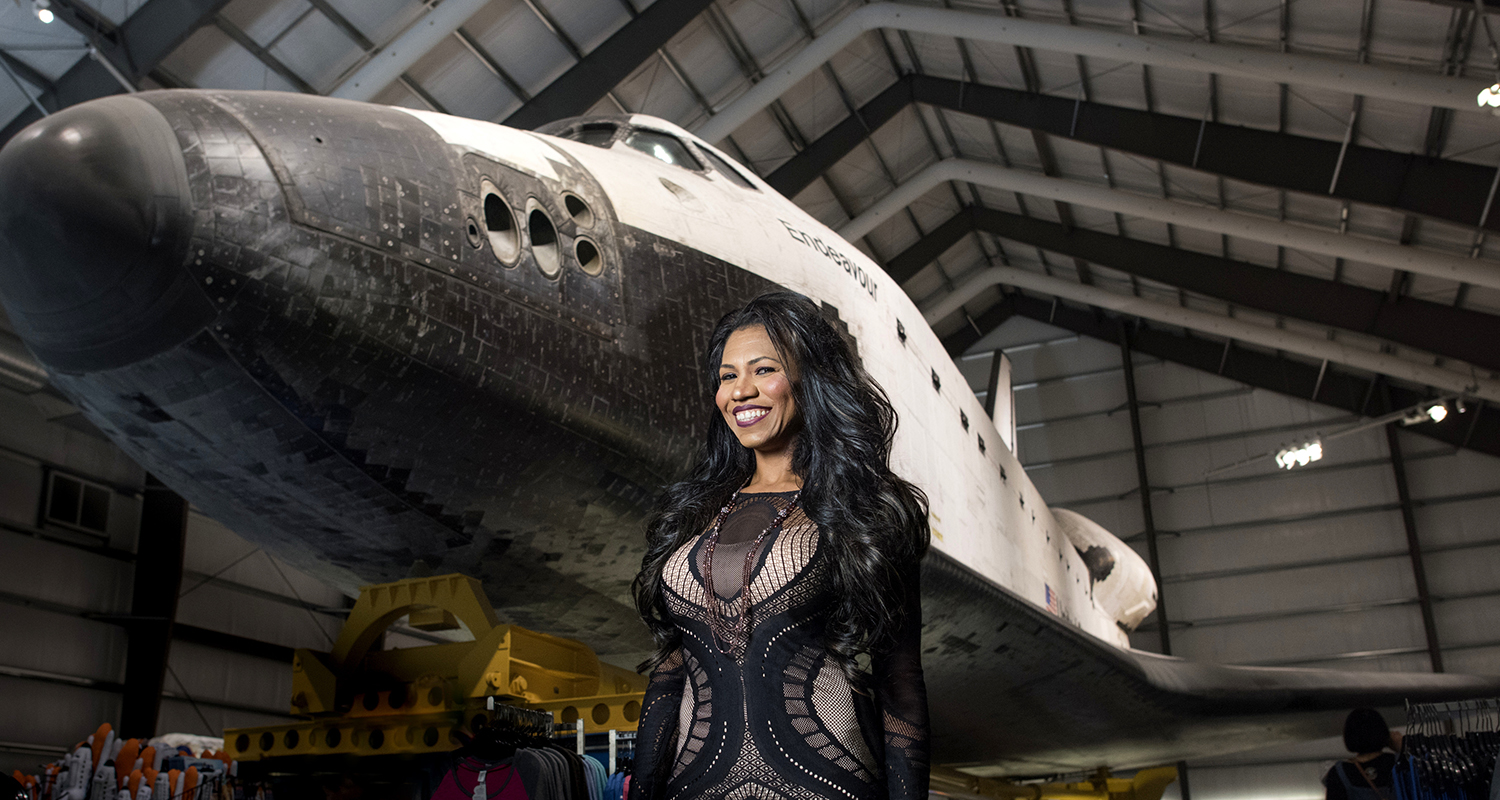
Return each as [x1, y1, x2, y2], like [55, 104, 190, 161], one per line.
[431, 759, 529, 800]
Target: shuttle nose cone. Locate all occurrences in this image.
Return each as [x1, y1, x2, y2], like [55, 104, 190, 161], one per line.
[0, 95, 214, 373]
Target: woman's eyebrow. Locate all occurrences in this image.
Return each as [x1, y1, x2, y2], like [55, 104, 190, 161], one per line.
[720, 356, 782, 369]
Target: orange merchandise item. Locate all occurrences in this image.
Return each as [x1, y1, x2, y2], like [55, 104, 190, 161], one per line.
[127, 769, 143, 798]
[182, 766, 199, 800]
[89, 724, 113, 771]
[115, 741, 140, 787]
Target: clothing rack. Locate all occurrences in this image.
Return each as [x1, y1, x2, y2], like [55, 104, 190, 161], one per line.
[484, 697, 556, 735]
[606, 731, 635, 773]
[551, 718, 585, 755]
[1405, 699, 1500, 737]
[1395, 697, 1499, 800]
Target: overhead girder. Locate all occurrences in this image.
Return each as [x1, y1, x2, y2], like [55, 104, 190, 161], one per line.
[842, 159, 1500, 292]
[767, 74, 1500, 235]
[504, 0, 719, 130]
[331, 0, 490, 101]
[695, 3, 1489, 143]
[944, 294, 1500, 460]
[921, 264, 1500, 402]
[895, 206, 1500, 372]
[0, 0, 228, 145]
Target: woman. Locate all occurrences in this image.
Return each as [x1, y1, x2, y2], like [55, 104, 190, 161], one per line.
[1323, 708, 1399, 800]
[629, 292, 931, 800]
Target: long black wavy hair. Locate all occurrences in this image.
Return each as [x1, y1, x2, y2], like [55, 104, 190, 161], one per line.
[632, 291, 930, 676]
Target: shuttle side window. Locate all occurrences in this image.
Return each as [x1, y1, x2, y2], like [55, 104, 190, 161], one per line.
[563, 124, 618, 148]
[624, 130, 703, 171]
[700, 148, 756, 190]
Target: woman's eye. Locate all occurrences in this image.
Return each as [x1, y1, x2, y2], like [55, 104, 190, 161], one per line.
[719, 373, 735, 381]
[756, 366, 775, 375]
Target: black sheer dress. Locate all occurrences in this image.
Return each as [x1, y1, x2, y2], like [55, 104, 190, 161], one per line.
[629, 491, 929, 800]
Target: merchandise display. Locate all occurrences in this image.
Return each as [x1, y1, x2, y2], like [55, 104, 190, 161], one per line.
[11, 725, 236, 800]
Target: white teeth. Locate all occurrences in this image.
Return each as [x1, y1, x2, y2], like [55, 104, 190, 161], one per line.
[736, 408, 768, 422]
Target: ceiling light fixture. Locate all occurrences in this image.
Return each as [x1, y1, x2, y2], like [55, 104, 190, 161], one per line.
[1480, 84, 1500, 109]
[33, 0, 53, 23]
[1207, 395, 1464, 478]
[1275, 439, 1323, 470]
[1401, 401, 1449, 425]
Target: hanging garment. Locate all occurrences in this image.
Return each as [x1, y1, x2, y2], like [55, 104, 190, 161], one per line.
[431, 759, 529, 800]
[631, 492, 929, 800]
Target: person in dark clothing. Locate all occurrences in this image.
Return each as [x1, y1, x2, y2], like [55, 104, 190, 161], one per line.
[1324, 707, 1401, 800]
[630, 292, 931, 800]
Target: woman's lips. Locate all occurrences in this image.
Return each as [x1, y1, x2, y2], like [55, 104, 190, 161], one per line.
[734, 406, 769, 428]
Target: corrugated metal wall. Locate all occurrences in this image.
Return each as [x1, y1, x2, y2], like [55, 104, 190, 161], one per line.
[959, 315, 1500, 799]
[0, 358, 348, 776]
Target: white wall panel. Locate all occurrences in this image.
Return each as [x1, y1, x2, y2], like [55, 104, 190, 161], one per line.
[1444, 644, 1500, 675]
[1401, 442, 1500, 499]
[1, 604, 128, 683]
[1414, 495, 1500, 548]
[1425, 543, 1500, 599]
[1173, 603, 1428, 666]
[1169, 557, 1416, 624]
[0, 678, 119, 770]
[1160, 507, 1408, 579]
[2, 535, 132, 623]
[1432, 593, 1500, 648]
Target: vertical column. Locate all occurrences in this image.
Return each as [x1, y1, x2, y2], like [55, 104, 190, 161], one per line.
[1119, 323, 1190, 800]
[1119, 323, 1171, 655]
[120, 474, 189, 736]
[1384, 425, 1444, 673]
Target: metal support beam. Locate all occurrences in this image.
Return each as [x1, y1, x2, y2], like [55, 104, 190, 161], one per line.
[765, 73, 1500, 234]
[503, 0, 716, 129]
[1120, 322, 1172, 655]
[895, 206, 1500, 372]
[943, 294, 1500, 460]
[1385, 423, 1446, 673]
[696, 3, 1489, 143]
[331, 0, 490, 101]
[862, 159, 1500, 292]
[119, 475, 188, 738]
[925, 265, 1500, 402]
[1, 0, 230, 145]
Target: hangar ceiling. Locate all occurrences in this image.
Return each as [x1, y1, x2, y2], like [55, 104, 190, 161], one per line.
[2, 0, 1498, 457]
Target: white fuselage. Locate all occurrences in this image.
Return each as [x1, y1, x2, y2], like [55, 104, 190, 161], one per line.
[400, 108, 1156, 650]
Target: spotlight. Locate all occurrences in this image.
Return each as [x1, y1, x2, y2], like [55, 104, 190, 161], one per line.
[1481, 84, 1500, 109]
[1401, 402, 1449, 426]
[1275, 439, 1323, 470]
[33, 0, 54, 23]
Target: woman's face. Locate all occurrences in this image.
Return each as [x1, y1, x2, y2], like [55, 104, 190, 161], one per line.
[716, 325, 799, 452]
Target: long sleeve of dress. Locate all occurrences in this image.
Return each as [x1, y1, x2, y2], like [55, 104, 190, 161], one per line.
[874, 567, 930, 800]
[627, 647, 685, 800]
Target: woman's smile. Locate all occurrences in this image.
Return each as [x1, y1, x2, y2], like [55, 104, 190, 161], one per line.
[733, 404, 770, 426]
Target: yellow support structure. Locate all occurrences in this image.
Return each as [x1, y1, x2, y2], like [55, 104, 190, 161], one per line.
[929, 765, 1178, 800]
[226, 574, 647, 760]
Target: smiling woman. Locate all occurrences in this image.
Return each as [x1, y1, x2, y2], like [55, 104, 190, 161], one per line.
[629, 292, 932, 800]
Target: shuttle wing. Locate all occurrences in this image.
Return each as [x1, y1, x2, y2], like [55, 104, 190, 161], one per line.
[921, 550, 1499, 775]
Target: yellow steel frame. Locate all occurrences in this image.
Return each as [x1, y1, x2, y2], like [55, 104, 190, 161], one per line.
[930, 766, 1178, 800]
[225, 574, 648, 760]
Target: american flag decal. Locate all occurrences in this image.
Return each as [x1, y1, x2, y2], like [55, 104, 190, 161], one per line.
[1045, 584, 1060, 615]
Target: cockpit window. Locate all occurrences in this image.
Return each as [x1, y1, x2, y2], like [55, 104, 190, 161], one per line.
[562, 124, 617, 148]
[624, 130, 702, 170]
[700, 148, 756, 189]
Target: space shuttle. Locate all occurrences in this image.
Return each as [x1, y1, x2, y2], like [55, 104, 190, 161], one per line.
[0, 90, 1494, 777]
